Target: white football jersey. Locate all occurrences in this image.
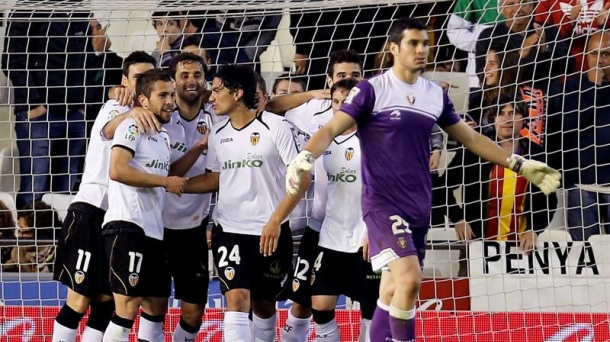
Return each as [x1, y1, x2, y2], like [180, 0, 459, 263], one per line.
[73, 100, 131, 211]
[317, 132, 367, 253]
[162, 107, 213, 230]
[285, 99, 332, 232]
[206, 111, 300, 236]
[103, 118, 172, 241]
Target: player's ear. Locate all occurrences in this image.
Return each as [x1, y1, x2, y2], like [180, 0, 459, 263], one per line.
[233, 88, 244, 102]
[326, 75, 333, 89]
[138, 94, 149, 108]
[389, 41, 400, 57]
[121, 75, 129, 87]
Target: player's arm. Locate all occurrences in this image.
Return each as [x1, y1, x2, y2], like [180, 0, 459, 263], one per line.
[169, 135, 208, 176]
[102, 107, 161, 139]
[109, 147, 186, 194]
[444, 120, 561, 195]
[183, 171, 219, 194]
[265, 89, 330, 115]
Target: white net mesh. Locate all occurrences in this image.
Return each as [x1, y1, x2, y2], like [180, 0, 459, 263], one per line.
[0, 0, 609, 340]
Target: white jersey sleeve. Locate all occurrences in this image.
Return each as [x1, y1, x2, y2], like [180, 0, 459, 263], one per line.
[273, 119, 301, 166]
[205, 123, 221, 172]
[73, 100, 130, 210]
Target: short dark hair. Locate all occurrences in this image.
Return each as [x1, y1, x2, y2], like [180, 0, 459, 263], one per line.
[388, 17, 428, 45]
[18, 201, 61, 240]
[215, 64, 258, 110]
[272, 73, 307, 94]
[255, 71, 268, 95]
[151, 11, 183, 28]
[487, 93, 529, 123]
[122, 51, 156, 77]
[181, 35, 207, 50]
[327, 49, 362, 77]
[168, 52, 209, 79]
[135, 69, 173, 100]
[330, 78, 360, 96]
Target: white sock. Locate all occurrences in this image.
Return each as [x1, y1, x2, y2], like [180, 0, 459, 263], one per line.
[172, 319, 199, 342]
[81, 326, 104, 342]
[314, 319, 340, 342]
[103, 321, 130, 342]
[281, 310, 310, 342]
[224, 311, 251, 342]
[137, 315, 164, 342]
[251, 312, 276, 342]
[358, 319, 371, 342]
[53, 320, 78, 342]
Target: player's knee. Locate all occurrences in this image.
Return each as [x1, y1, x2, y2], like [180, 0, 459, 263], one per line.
[141, 297, 168, 316]
[290, 302, 312, 318]
[311, 308, 335, 325]
[180, 302, 205, 327]
[113, 295, 142, 320]
[251, 299, 276, 319]
[66, 290, 91, 313]
[395, 274, 421, 298]
[225, 289, 250, 312]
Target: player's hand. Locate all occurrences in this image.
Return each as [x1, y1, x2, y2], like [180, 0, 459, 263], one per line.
[294, 53, 309, 75]
[128, 107, 162, 135]
[164, 176, 188, 195]
[362, 235, 370, 262]
[519, 231, 537, 255]
[508, 154, 561, 195]
[286, 150, 315, 196]
[455, 220, 474, 241]
[194, 134, 209, 151]
[260, 219, 281, 257]
[309, 89, 331, 100]
[111, 86, 134, 107]
[429, 149, 441, 171]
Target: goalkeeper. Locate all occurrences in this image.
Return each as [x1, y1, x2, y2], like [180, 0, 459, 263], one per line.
[285, 18, 560, 342]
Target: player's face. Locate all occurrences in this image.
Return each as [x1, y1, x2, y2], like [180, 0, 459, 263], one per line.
[272, 80, 304, 97]
[174, 60, 206, 105]
[484, 50, 500, 87]
[209, 77, 240, 116]
[155, 19, 181, 44]
[327, 63, 363, 87]
[494, 104, 524, 140]
[122, 63, 155, 92]
[391, 29, 429, 73]
[331, 88, 349, 114]
[141, 80, 175, 124]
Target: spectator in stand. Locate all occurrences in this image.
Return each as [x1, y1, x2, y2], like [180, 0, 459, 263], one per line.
[2, 8, 119, 209]
[151, 11, 184, 68]
[476, 0, 573, 90]
[255, 72, 270, 111]
[448, 94, 556, 250]
[446, 0, 501, 89]
[3, 201, 61, 273]
[271, 74, 306, 97]
[180, 35, 212, 67]
[547, 31, 610, 241]
[0, 200, 16, 264]
[535, 0, 610, 72]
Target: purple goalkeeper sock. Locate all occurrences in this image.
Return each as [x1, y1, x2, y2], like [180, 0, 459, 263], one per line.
[389, 305, 416, 342]
[369, 301, 392, 341]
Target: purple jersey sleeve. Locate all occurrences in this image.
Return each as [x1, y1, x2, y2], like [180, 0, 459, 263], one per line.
[436, 91, 462, 128]
[340, 80, 376, 121]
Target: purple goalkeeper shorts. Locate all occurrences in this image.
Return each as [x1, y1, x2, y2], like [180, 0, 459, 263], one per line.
[363, 211, 428, 272]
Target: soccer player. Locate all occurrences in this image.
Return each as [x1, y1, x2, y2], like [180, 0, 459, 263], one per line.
[280, 49, 364, 342]
[184, 64, 309, 342]
[286, 18, 561, 342]
[101, 69, 187, 342]
[52, 51, 159, 342]
[162, 52, 213, 342]
[308, 78, 380, 341]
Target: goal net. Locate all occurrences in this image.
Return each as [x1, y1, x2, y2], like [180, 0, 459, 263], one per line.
[0, 0, 608, 341]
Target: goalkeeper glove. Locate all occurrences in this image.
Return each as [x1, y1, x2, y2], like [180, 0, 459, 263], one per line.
[286, 150, 315, 195]
[508, 154, 561, 195]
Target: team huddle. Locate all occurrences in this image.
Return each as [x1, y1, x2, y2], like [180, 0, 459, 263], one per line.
[51, 18, 561, 342]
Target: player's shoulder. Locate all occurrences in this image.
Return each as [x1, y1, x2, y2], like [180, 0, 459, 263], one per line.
[98, 100, 130, 122]
[211, 116, 231, 135]
[256, 111, 288, 130]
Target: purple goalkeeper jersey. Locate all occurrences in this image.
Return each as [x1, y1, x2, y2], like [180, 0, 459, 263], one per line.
[340, 70, 461, 226]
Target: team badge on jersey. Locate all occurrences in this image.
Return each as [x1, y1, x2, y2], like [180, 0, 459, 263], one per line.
[397, 237, 407, 249]
[345, 87, 360, 104]
[128, 273, 139, 287]
[197, 120, 208, 135]
[345, 147, 354, 161]
[250, 132, 260, 146]
[224, 267, 235, 280]
[75, 271, 85, 284]
[108, 109, 120, 120]
[406, 94, 416, 105]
